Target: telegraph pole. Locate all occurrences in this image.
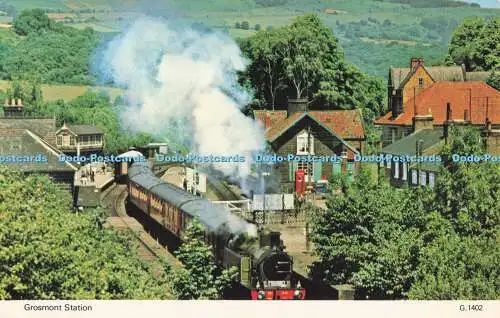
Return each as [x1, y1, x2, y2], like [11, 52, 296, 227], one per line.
[416, 139, 423, 186]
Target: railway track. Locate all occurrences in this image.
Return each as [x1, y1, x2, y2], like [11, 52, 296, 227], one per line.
[101, 183, 182, 274]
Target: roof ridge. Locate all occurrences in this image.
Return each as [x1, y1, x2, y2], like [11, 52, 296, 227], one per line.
[25, 130, 78, 171]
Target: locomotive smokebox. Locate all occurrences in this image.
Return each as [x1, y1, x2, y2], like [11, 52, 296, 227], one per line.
[269, 231, 281, 248]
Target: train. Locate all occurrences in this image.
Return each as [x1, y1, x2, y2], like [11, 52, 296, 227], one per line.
[126, 160, 306, 300]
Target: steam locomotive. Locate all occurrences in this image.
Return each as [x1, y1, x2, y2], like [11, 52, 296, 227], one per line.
[126, 160, 306, 300]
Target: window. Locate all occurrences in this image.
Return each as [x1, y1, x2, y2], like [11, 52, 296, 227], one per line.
[418, 77, 423, 88]
[70, 136, 75, 146]
[402, 162, 407, 181]
[297, 131, 314, 155]
[412, 170, 418, 185]
[391, 128, 397, 143]
[333, 161, 342, 174]
[429, 173, 435, 188]
[394, 161, 399, 179]
[57, 136, 62, 146]
[297, 161, 313, 182]
[420, 171, 427, 186]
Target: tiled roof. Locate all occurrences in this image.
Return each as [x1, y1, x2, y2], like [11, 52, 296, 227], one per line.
[253, 110, 288, 131]
[390, 66, 465, 88]
[263, 112, 304, 141]
[376, 81, 500, 126]
[259, 110, 365, 141]
[309, 110, 365, 139]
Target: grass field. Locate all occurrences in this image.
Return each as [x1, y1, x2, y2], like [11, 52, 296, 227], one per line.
[0, 80, 123, 102]
[2, 0, 498, 77]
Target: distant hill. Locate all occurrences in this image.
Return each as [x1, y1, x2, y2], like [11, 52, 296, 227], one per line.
[377, 0, 481, 7]
[1, 0, 498, 78]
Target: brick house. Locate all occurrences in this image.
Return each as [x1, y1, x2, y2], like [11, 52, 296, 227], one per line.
[253, 99, 365, 193]
[377, 81, 500, 187]
[382, 57, 492, 146]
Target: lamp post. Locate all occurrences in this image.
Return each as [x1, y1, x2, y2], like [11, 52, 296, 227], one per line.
[416, 139, 423, 186]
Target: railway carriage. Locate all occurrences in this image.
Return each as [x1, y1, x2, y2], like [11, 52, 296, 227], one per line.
[127, 161, 306, 300]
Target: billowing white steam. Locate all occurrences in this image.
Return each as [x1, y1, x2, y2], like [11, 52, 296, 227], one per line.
[102, 18, 265, 180]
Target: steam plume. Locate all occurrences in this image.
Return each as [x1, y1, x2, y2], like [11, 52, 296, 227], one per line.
[100, 18, 265, 180]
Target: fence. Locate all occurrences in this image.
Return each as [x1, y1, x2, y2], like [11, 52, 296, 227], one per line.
[237, 209, 307, 225]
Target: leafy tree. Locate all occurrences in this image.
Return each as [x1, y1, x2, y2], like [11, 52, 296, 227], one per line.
[4, 79, 43, 115]
[13, 9, 55, 36]
[0, 169, 173, 299]
[255, 0, 287, 6]
[279, 14, 343, 100]
[254, 24, 261, 31]
[435, 125, 500, 237]
[239, 28, 288, 110]
[309, 169, 429, 299]
[309, 127, 499, 299]
[38, 91, 154, 153]
[486, 70, 500, 90]
[408, 234, 499, 299]
[170, 220, 237, 299]
[241, 21, 250, 30]
[446, 16, 499, 71]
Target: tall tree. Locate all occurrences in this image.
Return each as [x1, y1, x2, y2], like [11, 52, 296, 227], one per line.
[309, 168, 429, 299]
[13, 9, 55, 36]
[170, 220, 238, 299]
[279, 14, 342, 100]
[436, 125, 500, 237]
[240, 29, 288, 110]
[446, 16, 499, 71]
[0, 169, 172, 299]
[240, 13, 385, 122]
[486, 70, 500, 90]
[309, 126, 499, 299]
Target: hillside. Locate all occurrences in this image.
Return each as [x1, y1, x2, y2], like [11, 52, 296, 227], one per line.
[0, 0, 498, 78]
[0, 80, 122, 102]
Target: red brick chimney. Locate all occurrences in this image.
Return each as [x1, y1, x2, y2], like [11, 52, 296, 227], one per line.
[410, 57, 424, 70]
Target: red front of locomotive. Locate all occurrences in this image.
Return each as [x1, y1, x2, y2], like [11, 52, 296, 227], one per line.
[251, 286, 306, 300]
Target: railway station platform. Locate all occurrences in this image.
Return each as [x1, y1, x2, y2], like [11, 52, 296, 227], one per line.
[74, 163, 115, 208]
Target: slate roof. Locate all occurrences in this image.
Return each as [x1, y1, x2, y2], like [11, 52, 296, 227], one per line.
[255, 110, 365, 140]
[64, 124, 103, 135]
[0, 128, 77, 172]
[376, 81, 500, 126]
[379, 128, 443, 156]
[390, 66, 465, 89]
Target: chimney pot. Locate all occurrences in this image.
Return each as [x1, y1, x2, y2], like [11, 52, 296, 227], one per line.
[287, 98, 308, 117]
[411, 57, 424, 70]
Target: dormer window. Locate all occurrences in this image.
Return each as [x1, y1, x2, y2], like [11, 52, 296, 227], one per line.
[297, 131, 314, 155]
